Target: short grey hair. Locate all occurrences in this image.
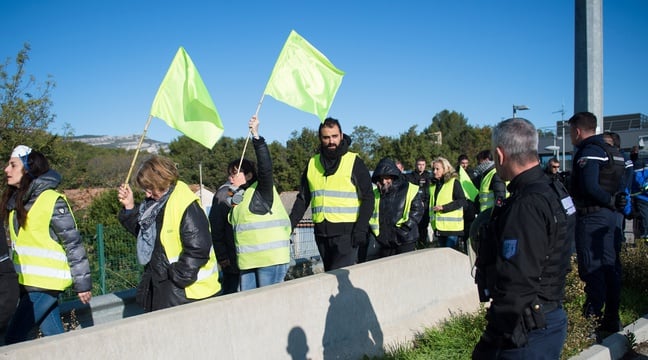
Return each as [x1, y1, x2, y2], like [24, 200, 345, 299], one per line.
[492, 118, 538, 164]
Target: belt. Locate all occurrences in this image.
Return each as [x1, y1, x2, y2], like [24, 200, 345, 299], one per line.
[577, 206, 601, 215]
[533, 301, 561, 314]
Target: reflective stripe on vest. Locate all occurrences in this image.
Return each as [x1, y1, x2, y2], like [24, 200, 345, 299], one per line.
[479, 169, 497, 212]
[307, 152, 360, 223]
[10, 190, 73, 291]
[369, 183, 419, 237]
[160, 181, 220, 299]
[479, 168, 510, 212]
[230, 183, 291, 270]
[429, 178, 464, 231]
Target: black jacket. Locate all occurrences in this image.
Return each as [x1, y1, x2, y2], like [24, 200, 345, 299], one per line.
[289, 136, 375, 238]
[480, 165, 572, 343]
[208, 183, 238, 274]
[240, 136, 276, 214]
[406, 170, 433, 203]
[119, 184, 212, 311]
[371, 158, 425, 246]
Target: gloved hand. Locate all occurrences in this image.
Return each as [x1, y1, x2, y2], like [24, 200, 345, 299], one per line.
[612, 192, 628, 212]
[393, 225, 410, 240]
[352, 231, 367, 248]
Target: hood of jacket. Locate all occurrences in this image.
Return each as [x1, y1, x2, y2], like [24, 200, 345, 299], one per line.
[372, 158, 402, 183]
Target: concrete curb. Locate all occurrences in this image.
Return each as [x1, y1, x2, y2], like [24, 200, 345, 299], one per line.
[570, 315, 648, 359]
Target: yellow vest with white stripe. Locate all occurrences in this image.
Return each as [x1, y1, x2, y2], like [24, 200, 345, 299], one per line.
[429, 178, 464, 232]
[230, 183, 291, 270]
[10, 190, 73, 291]
[478, 168, 509, 212]
[369, 183, 419, 237]
[307, 152, 360, 223]
[160, 181, 220, 299]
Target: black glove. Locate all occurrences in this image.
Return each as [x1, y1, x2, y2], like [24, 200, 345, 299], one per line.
[393, 225, 410, 240]
[612, 192, 628, 212]
[352, 231, 367, 248]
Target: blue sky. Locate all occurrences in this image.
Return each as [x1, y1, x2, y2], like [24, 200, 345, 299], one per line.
[2, 1, 647, 145]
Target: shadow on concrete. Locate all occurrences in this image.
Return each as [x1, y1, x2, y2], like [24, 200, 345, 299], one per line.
[322, 268, 383, 359]
[287, 326, 310, 360]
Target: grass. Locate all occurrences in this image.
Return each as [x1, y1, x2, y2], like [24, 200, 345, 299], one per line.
[375, 240, 648, 360]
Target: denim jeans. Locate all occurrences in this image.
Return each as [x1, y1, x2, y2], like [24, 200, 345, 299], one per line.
[239, 263, 289, 291]
[439, 235, 458, 248]
[5, 291, 64, 344]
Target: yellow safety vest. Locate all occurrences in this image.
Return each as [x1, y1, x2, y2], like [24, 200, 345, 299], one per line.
[479, 168, 509, 212]
[230, 183, 291, 270]
[307, 152, 360, 223]
[10, 190, 73, 291]
[429, 178, 464, 232]
[160, 181, 220, 299]
[369, 183, 419, 237]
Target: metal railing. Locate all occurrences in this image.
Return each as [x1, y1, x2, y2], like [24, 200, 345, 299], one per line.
[61, 222, 319, 302]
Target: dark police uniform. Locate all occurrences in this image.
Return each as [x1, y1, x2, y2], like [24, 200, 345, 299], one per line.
[473, 165, 575, 359]
[570, 134, 626, 332]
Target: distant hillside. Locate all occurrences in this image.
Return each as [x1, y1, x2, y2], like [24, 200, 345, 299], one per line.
[69, 135, 169, 154]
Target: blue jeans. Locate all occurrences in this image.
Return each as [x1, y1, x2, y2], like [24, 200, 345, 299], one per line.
[439, 235, 458, 248]
[5, 291, 64, 344]
[239, 263, 289, 291]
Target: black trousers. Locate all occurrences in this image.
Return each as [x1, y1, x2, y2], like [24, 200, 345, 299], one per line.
[316, 233, 358, 271]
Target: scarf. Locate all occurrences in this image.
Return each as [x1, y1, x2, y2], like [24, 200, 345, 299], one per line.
[136, 186, 173, 265]
[474, 161, 494, 178]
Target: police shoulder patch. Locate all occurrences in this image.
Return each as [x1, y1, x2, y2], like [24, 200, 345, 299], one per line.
[577, 158, 588, 168]
[502, 239, 518, 259]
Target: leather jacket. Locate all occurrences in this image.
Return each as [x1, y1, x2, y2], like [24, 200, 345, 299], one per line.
[372, 158, 425, 246]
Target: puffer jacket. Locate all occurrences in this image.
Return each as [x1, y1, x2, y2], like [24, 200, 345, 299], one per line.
[119, 183, 212, 310]
[8, 169, 92, 293]
[371, 158, 425, 246]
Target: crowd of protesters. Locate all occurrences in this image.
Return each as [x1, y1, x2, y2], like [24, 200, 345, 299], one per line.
[2, 112, 646, 359]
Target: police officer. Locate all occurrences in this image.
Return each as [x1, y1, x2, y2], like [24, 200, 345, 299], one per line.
[473, 118, 575, 359]
[569, 112, 627, 335]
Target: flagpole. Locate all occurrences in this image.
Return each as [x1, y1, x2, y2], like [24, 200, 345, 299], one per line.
[237, 94, 266, 172]
[124, 114, 153, 185]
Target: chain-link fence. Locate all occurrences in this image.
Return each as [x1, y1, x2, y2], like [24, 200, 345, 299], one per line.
[61, 222, 319, 302]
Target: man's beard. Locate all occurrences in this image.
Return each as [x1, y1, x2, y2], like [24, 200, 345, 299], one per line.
[322, 144, 339, 159]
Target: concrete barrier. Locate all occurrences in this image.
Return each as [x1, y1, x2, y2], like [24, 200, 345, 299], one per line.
[0, 248, 480, 360]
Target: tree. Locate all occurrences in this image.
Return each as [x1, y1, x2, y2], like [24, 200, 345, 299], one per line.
[284, 128, 320, 190]
[0, 43, 58, 157]
[349, 125, 379, 169]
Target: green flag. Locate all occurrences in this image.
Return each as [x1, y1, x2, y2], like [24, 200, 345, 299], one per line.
[264, 30, 345, 122]
[459, 166, 479, 201]
[150, 47, 224, 149]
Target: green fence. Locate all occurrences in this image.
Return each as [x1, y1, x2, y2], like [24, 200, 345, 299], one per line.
[60, 222, 320, 302]
[61, 224, 143, 302]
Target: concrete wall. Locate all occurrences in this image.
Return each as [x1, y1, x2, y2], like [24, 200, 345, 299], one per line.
[0, 248, 480, 360]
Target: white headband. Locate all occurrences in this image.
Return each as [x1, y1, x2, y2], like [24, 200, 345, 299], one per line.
[11, 145, 32, 158]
